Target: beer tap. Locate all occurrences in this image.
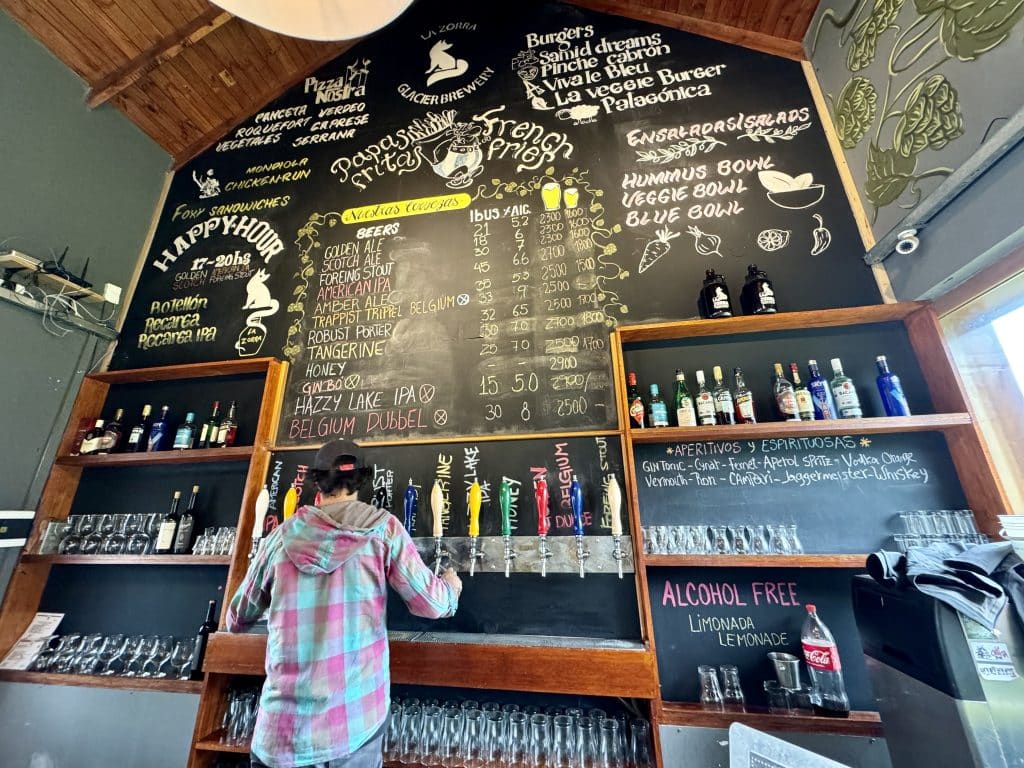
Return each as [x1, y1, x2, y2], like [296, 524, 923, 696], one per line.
[535, 478, 552, 577]
[607, 474, 625, 579]
[431, 480, 446, 575]
[403, 479, 417, 535]
[500, 479, 517, 577]
[467, 481, 483, 577]
[571, 475, 589, 578]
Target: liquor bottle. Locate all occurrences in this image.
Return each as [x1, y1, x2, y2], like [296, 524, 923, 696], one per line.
[101, 408, 125, 452]
[673, 370, 696, 427]
[80, 419, 107, 455]
[172, 412, 198, 450]
[771, 363, 800, 421]
[189, 600, 218, 681]
[154, 491, 182, 555]
[807, 361, 837, 420]
[740, 264, 778, 315]
[215, 401, 238, 447]
[694, 370, 716, 426]
[626, 372, 646, 429]
[147, 406, 171, 451]
[790, 363, 815, 421]
[197, 401, 220, 449]
[732, 367, 756, 424]
[174, 485, 199, 554]
[69, 417, 95, 456]
[830, 358, 863, 418]
[699, 270, 733, 319]
[125, 404, 152, 452]
[801, 604, 851, 718]
[875, 356, 911, 416]
[647, 384, 669, 427]
[712, 366, 735, 425]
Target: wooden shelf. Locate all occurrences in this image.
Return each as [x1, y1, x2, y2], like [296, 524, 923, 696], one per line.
[89, 357, 277, 384]
[644, 554, 867, 568]
[0, 669, 202, 694]
[617, 302, 927, 343]
[194, 731, 250, 753]
[21, 554, 231, 566]
[659, 701, 883, 737]
[627, 414, 972, 443]
[55, 445, 254, 467]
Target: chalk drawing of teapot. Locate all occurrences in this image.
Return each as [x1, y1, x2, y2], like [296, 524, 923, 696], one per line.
[415, 122, 485, 189]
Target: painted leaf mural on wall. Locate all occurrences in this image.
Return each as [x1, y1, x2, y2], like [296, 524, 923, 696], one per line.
[813, 0, 1023, 222]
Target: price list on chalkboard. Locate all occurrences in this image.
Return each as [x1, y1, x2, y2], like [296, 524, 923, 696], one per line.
[279, 171, 622, 444]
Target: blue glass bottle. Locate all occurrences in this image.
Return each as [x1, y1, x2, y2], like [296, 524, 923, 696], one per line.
[875, 355, 911, 416]
[806, 360, 837, 420]
[146, 405, 171, 451]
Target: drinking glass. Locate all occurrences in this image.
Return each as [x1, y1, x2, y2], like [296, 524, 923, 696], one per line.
[144, 513, 163, 553]
[58, 516, 87, 554]
[142, 635, 175, 678]
[682, 525, 703, 554]
[125, 513, 150, 555]
[101, 514, 130, 554]
[550, 715, 575, 768]
[81, 515, 105, 555]
[587, 708, 607, 724]
[647, 526, 667, 555]
[720, 665, 745, 708]
[215, 527, 236, 555]
[575, 716, 597, 768]
[52, 634, 83, 673]
[39, 520, 71, 554]
[506, 711, 530, 768]
[787, 525, 804, 555]
[764, 681, 791, 713]
[729, 526, 749, 554]
[29, 635, 64, 672]
[71, 633, 105, 674]
[385, 702, 404, 763]
[698, 665, 724, 709]
[528, 713, 551, 768]
[482, 701, 502, 715]
[596, 718, 622, 768]
[666, 526, 685, 555]
[630, 719, 654, 768]
[484, 710, 508, 766]
[749, 525, 769, 554]
[460, 699, 479, 712]
[768, 525, 792, 555]
[711, 526, 731, 555]
[170, 639, 195, 679]
[423, 705, 445, 764]
[955, 509, 978, 534]
[125, 635, 158, 677]
[612, 713, 629, 766]
[463, 708, 486, 768]
[929, 512, 953, 535]
[399, 703, 424, 764]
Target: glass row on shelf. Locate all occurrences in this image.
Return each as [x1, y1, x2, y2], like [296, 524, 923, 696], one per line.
[641, 524, 803, 556]
[28, 633, 197, 680]
[40, 513, 236, 558]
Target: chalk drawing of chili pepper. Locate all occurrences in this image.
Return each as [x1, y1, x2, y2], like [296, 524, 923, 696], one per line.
[810, 214, 832, 255]
[638, 227, 681, 274]
[687, 226, 723, 258]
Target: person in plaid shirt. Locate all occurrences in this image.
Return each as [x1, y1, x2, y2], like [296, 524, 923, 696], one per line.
[227, 439, 463, 768]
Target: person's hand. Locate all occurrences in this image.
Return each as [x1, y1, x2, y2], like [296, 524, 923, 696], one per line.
[441, 567, 463, 597]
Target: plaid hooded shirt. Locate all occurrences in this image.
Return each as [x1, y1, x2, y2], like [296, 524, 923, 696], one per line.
[227, 500, 458, 768]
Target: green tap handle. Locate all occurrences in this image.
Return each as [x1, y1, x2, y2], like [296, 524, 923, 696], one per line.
[499, 480, 512, 537]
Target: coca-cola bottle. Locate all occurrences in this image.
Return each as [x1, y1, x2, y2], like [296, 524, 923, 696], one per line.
[801, 604, 851, 717]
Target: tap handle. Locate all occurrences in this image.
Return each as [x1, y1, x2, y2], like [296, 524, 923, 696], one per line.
[430, 480, 444, 538]
[499, 480, 512, 537]
[570, 475, 584, 537]
[607, 474, 623, 537]
[534, 478, 550, 536]
[467, 481, 481, 538]
[403, 479, 417, 534]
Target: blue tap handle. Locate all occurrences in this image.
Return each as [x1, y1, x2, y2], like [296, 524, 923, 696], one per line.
[570, 475, 584, 536]
[403, 480, 417, 534]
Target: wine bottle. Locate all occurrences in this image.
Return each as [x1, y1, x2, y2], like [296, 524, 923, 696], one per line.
[155, 491, 181, 555]
[626, 372, 645, 429]
[673, 370, 696, 427]
[80, 419, 106, 455]
[197, 401, 220, 449]
[125, 404, 152, 452]
[215, 401, 238, 447]
[147, 406, 171, 451]
[875, 356, 911, 416]
[771, 363, 800, 421]
[830, 358, 863, 418]
[102, 408, 125, 452]
[712, 366, 735, 425]
[732, 367, 756, 424]
[174, 485, 199, 554]
[189, 600, 218, 681]
[790, 364, 815, 421]
[647, 384, 669, 427]
[694, 370, 716, 426]
[172, 412, 197, 450]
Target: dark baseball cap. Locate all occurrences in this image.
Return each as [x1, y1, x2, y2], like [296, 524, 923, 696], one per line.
[313, 439, 368, 473]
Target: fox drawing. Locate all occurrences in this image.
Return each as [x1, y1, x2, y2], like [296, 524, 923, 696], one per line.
[243, 269, 273, 309]
[426, 40, 468, 86]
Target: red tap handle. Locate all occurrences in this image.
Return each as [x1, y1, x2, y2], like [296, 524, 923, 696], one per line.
[535, 478, 550, 536]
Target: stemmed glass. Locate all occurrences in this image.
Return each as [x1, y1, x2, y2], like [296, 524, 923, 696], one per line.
[142, 636, 175, 678]
[170, 640, 195, 679]
[58, 516, 88, 554]
[125, 635, 159, 677]
[144, 513, 163, 554]
[125, 513, 151, 555]
[100, 514, 130, 554]
[97, 635, 131, 676]
[81, 515, 105, 555]
[29, 635, 67, 672]
[70, 633, 105, 673]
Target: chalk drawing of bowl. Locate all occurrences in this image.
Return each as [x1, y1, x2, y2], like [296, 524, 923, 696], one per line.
[767, 184, 825, 210]
[432, 147, 484, 189]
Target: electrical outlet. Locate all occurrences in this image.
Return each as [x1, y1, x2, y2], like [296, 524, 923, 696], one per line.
[103, 283, 122, 305]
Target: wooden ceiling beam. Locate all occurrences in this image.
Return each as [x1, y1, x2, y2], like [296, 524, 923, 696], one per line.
[565, 0, 807, 60]
[86, 7, 233, 109]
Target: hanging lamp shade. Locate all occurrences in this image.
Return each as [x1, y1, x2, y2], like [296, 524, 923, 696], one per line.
[210, 0, 415, 41]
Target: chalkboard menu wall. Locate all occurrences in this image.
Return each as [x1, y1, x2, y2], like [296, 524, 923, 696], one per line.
[111, 0, 880, 444]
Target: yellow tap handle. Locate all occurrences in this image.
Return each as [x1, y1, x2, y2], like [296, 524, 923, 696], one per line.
[467, 481, 482, 537]
[283, 487, 298, 521]
[431, 481, 445, 538]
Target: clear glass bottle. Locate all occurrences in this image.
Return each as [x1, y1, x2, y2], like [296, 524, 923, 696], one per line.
[673, 371, 696, 427]
[830, 358, 863, 418]
[172, 412, 197, 450]
[647, 383, 669, 427]
[694, 370, 716, 426]
[771, 363, 800, 421]
[790, 363, 815, 421]
[732, 367, 756, 424]
[712, 366, 735, 425]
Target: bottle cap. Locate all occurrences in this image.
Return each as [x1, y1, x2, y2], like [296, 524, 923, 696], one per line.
[649, 383, 659, 395]
[876, 355, 887, 362]
[774, 363, 783, 374]
[186, 412, 196, 421]
[712, 365, 722, 378]
[806, 603, 816, 612]
[627, 372, 637, 385]
[808, 359, 817, 365]
[675, 370, 685, 380]
[830, 358, 842, 370]
[695, 369, 705, 383]
[173, 491, 182, 498]
[95, 419, 105, 427]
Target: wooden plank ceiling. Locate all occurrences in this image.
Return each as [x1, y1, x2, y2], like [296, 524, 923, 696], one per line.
[1, 0, 817, 166]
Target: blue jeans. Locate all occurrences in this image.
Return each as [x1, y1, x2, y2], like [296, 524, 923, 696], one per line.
[250, 727, 384, 768]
